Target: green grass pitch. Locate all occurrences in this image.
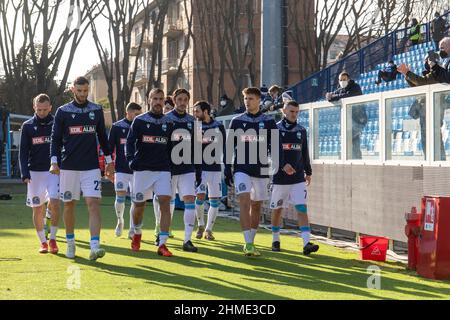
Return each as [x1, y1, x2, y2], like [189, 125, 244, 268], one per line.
[1, 195, 450, 300]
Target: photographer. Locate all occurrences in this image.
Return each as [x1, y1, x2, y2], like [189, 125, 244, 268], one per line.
[429, 37, 450, 84]
[397, 50, 440, 87]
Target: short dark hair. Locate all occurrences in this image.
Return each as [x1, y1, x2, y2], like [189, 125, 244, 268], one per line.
[148, 88, 165, 98]
[126, 102, 142, 112]
[284, 100, 299, 108]
[339, 71, 350, 79]
[73, 76, 89, 86]
[242, 87, 261, 98]
[173, 88, 191, 99]
[33, 93, 51, 106]
[194, 100, 211, 115]
[269, 85, 282, 94]
[165, 96, 175, 107]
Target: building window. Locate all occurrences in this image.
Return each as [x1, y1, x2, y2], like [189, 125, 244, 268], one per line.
[346, 101, 379, 160]
[434, 90, 450, 161]
[385, 95, 426, 161]
[314, 106, 341, 160]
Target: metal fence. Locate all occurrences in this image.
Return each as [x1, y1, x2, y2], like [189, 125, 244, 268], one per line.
[290, 11, 450, 104]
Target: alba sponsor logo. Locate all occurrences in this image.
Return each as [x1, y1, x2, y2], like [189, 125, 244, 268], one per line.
[142, 135, 168, 144]
[172, 133, 192, 141]
[240, 135, 266, 143]
[69, 125, 96, 135]
[120, 138, 127, 145]
[282, 143, 302, 151]
[32, 136, 51, 145]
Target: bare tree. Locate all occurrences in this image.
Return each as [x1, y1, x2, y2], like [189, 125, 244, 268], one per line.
[0, 0, 98, 113]
[219, 0, 258, 103]
[167, 0, 194, 94]
[146, 0, 169, 94]
[85, 0, 150, 121]
[288, 0, 351, 75]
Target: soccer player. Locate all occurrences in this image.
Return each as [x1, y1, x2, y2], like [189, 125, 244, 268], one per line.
[225, 87, 280, 256]
[126, 88, 174, 257]
[164, 88, 199, 252]
[50, 76, 114, 261]
[270, 100, 319, 255]
[108, 102, 142, 238]
[152, 96, 176, 239]
[193, 101, 226, 240]
[19, 94, 60, 254]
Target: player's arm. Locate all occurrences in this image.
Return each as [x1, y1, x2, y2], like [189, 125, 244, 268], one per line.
[96, 110, 114, 181]
[108, 125, 117, 162]
[125, 119, 139, 170]
[267, 119, 285, 174]
[50, 109, 63, 174]
[302, 129, 312, 185]
[19, 124, 31, 182]
[224, 119, 236, 186]
[219, 124, 227, 168]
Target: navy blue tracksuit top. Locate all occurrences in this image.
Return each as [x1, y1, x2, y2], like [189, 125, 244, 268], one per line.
[50, 100, 111, 171]
[19, 114, 55, 180]
[126, 112, 174, 172]
[165, 109, 196, 176]
[226, 111, 281, 178]
[108, 118, 133, 174]
[272, 118, 312, 185]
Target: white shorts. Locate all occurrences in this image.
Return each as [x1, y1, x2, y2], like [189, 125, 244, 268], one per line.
[26, 171, 59, 207]
[172, 172, 196, 199]
[270, 182, 307, 209]
[234, 172, 270, 201]
[115, 172, 133, 193]
[132, 171, 172, 203]
[59, 169, 102, 202]
[196, 171, 222, 198]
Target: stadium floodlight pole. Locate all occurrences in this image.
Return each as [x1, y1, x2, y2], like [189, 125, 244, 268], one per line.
[261, 0, 283, 88]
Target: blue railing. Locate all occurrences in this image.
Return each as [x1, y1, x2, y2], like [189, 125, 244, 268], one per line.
[290, 11, 450, 104]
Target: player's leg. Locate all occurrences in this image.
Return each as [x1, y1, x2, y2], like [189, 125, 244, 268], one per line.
[130, 171, 153, 251]
[127, 178, 135, 239]
[178, 173, 198, 252]
[195, 192, 206, 239]
[269, 184, 290, 252]
[204, 172, 222, 240]
[114, 173, 129, 237]
[153, 193, 161, 236]
[234, 172, 255, 255]
[291, 182, 319, 255]
[60, 170, 81, 259]
[44, 203, 51, 239]
[250, 200, 262, 242]
[63, 200, 77, 258]
[246, 177, 270, 256]
[154, 171, 173, 256]
[47, 199, 60, 253]
[47, 172, 60, 253]
[32, 205, 48, 253]
[80, 169, 105, 261]
[26, 171, 49, 253]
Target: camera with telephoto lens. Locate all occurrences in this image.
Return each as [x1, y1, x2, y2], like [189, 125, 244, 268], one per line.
[427, 50, 440, 64]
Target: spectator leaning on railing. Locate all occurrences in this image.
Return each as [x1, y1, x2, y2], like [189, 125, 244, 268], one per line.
[397, 51, 440, 87]
[429, 37, 450, 84]
[325, 72, 362, 102]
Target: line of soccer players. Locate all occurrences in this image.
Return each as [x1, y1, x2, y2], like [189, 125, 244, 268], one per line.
[19, 76, 319, 260]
